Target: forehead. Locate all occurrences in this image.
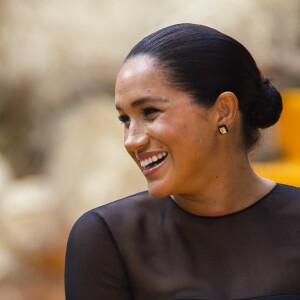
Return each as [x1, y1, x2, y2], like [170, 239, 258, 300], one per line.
[114, 55, 210, 119]
[118, 55, 157, 80]
[115, 55, 170, 100]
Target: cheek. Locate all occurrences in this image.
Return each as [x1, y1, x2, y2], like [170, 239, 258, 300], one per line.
[183, 127, 214, 159]
[150, 117, 187, 140]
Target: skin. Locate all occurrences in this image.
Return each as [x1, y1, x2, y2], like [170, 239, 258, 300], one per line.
[115, 55, 276, 217]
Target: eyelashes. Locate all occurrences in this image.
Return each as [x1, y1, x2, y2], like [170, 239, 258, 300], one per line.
[117, 107, 160, 125]
[118, 115, 130, 124]
[143, 107, 159, 116]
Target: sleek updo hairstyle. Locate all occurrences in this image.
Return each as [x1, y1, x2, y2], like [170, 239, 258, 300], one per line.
[125, 23, 282, 150]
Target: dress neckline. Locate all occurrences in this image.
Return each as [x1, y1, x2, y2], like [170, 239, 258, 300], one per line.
[168, 183, 279, 219]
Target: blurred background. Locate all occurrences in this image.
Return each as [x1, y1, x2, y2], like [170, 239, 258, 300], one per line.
[0, 0, 299, 299]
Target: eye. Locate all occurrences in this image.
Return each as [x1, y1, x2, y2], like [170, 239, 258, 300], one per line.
[143, 107, 159, 117]
[118, 114, 130, 125]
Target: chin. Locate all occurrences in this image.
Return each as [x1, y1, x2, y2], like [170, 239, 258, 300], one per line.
[147, 183, 173, 199]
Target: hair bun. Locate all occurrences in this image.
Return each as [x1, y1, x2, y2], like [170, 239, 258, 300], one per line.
[249, 76, 283, 129]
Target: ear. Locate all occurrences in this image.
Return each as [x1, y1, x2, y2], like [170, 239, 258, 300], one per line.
[213, 92, 238, 127]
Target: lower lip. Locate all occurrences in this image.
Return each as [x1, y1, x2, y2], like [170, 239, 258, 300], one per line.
[142, 156, 167, 177]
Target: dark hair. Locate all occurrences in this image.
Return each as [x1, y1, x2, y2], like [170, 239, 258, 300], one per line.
[125, 23, 282, 150]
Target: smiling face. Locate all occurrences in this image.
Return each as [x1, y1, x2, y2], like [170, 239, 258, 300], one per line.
[115, 55, 221, 198]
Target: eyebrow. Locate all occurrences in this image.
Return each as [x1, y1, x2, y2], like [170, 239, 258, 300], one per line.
[115, 97, 169, 111]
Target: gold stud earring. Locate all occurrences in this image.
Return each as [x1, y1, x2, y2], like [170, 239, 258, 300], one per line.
[217, 124, 229, 135]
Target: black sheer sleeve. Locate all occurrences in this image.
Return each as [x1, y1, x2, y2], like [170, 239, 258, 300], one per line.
[64, 212, 132, 300]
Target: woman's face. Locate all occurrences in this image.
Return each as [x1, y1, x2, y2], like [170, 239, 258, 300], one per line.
[115, 55, 220, 198]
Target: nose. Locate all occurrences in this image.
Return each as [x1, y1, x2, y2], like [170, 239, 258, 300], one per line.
[124, 127, 149, 153]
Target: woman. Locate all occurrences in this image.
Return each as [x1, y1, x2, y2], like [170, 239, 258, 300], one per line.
[65, 23, 300, 299]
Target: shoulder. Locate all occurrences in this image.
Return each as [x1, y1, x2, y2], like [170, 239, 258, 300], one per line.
[273, 183, 300, 200]
[93, 191, 170, 224]
[267, 183, 300, 216]
[93, 190, 168, 215]
[73, 191, 170, 234]
[93, 190, 156, 210]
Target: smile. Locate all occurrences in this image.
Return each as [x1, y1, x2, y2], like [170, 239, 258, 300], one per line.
[140, 152, 168, 168]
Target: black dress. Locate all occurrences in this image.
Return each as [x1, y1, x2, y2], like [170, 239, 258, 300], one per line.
[65, 184, 300, 299]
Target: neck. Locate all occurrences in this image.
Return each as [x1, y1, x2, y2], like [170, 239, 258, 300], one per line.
[172, 155, 275, 217]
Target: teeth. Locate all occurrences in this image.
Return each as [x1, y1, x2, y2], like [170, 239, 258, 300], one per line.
[140, 152, 167, 168]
